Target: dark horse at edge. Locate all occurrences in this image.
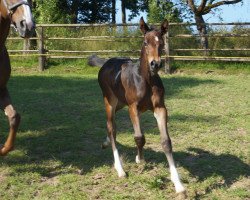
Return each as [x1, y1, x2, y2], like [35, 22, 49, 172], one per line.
[0, 0, 35, 155]
[98, 17, 186, 195]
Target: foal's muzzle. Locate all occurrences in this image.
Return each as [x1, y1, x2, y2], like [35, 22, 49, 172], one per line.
[15, 19, 35, 38]
[150, 60, 163, 74]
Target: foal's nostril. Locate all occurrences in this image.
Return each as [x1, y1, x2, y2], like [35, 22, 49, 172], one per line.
[151, 60, 156, 66]
[20, 20, 27, 30]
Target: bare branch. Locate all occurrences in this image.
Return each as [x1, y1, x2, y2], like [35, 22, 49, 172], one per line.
[198, 0, 208, 13]
[203, 0, 243, 14]
[187, 0, 197, 13]
[208, 0, 216, 4]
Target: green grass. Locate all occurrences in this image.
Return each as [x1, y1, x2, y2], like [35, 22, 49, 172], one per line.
[172, 61, 250, 74]
[0, 60, 249, 199]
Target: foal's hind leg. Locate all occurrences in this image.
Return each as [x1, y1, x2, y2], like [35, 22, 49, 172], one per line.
[102, 102, 124, 149]
[103, 96, 126, 177]
[0, 88, 20, 156]
[128, 104, 145, 164]
[154, 107, 185, 194]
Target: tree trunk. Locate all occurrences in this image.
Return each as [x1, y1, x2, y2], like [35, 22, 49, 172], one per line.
[71, 0, 80, 23]
[112, 0, 116, 23]
[121, 0, 126, 24]
[91, 0, 98, 23]
[195, 15, 208, 56]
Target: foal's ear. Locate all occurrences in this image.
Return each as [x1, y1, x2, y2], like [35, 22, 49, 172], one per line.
[161, 19, 169, 35]
[139, 17, 150, 35]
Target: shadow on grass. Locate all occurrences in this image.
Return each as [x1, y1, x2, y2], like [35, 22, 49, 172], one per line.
[175, 148, 250, 199]
[1, 74, 248, 197]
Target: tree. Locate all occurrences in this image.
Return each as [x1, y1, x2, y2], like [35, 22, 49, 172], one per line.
[112, 0, 116, 23]
[69, 0, 81, 23]
[185, 0, 243, 55]
[79, 0, 112, 23]
[120, 0, 148, 23]
[33, 0, 71, 23]
[147, 0, 183, 23]
[32, 0, 113, 24]
[121, 0, 126, 23]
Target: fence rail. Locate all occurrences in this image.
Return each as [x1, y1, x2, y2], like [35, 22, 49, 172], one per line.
[7, 22, 250, 72]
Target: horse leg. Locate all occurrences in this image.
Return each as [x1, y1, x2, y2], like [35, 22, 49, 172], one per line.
[102, 102, 124, 149]
[103, 96, 126, 177]
[0, 87, 21, 156]
[154, 106, 185, 194]
[128, 104, 145, 164]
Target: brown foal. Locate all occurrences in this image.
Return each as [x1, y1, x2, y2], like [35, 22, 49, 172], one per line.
[98, 17, 185, 194]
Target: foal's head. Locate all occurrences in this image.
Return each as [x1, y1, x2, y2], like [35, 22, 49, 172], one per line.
[0, 0, 35, 38]
[139, 17, 168, 75]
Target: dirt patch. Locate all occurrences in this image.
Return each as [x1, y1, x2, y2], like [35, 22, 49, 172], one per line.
[40, 176, 60, 186]
[230, 177, 250, 190]
[237, 128, 247, 136]
[0, 169, 9, 183]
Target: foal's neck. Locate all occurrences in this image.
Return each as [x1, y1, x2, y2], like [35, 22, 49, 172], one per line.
[0, 16, 11, 48]
[139, 46, 150, 79]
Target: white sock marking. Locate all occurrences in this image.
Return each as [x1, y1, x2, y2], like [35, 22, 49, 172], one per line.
[103, 136, 110, 147]
[170, 165, 185, 193]
[113, 149, 126, 177]
[135, 155, 140, 164]
[155, 110, 185, 193]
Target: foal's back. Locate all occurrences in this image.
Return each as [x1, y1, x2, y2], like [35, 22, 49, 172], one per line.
[98, 58, 130, 103]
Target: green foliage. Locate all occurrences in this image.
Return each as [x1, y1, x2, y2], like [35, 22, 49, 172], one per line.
[6, 22, 250, 63]
[33, 0, 72, 23]
[147, 0, 183, 23]
[79, 0, 112, 23]
[125, 0, 148, 21]
[32, 0, 113, 24]
[208, 25, 250, 57]
[7, 25, 143, 59]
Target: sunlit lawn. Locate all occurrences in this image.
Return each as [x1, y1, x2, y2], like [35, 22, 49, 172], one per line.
[0, 59, 249, 199]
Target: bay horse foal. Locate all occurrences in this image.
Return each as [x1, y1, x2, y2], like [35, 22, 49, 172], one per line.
[98, 17, 185, 194]
[0, 0, 35, 155]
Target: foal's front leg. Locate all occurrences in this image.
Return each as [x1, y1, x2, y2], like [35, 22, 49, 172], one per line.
[129, 104, 145, 164]
[154, 107, 185, 194]
[0, 88, 21, 156]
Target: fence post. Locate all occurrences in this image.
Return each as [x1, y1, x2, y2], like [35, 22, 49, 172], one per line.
[164, 24, 171, 74]
[38, 26, 45, 71]
[23, 38, 30, 55]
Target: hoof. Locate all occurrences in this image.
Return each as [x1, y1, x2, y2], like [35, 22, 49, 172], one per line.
[0, 144, 14, 156]
[117, 171, 127, 178]
[101, 137, 110, 149]
[135, 155, 145, 164]
[114, 163, 126, 178]
[101, 141, 110, 149]
[101, 143, 108, 149]
[176, 190, 187, 200]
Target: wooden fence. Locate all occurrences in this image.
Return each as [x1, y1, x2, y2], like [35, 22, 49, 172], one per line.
[7, 22, 250, 73]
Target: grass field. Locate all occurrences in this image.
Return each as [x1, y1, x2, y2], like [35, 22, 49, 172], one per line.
[0, 59, 249, 199]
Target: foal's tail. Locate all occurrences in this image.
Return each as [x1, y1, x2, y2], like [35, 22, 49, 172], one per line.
[87, 54, 107, 67]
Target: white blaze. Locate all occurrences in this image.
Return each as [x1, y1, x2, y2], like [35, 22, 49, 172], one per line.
[21, 3, 34, 30]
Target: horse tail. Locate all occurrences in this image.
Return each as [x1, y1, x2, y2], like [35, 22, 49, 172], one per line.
[87, 54, 107, 67]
